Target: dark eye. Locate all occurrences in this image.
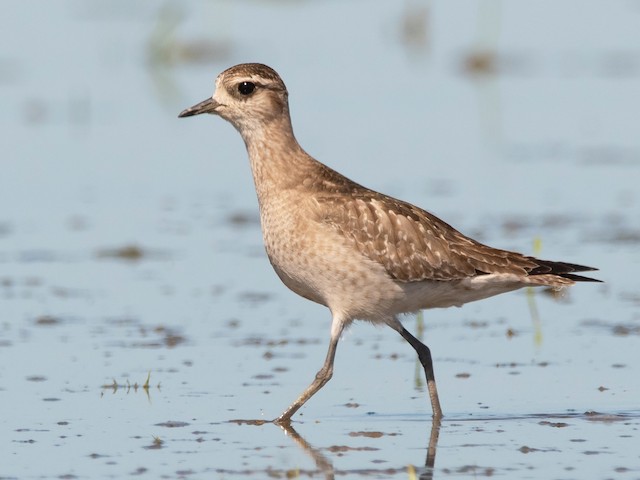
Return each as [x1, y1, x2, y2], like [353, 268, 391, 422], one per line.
[238, 81, 256, 95]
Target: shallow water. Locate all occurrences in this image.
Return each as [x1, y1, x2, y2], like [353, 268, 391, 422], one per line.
[1, 1, 640, 479]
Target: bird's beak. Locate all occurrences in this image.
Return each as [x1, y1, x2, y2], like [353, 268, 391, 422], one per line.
[178, 97, 221, 118]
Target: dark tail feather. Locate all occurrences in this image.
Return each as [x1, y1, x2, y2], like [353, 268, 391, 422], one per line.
[528, 258, 602, 283]
[558, 273, 602, 283]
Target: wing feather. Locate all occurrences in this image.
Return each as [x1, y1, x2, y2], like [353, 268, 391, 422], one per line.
[305, 161, 599, 283]
[319, 193, 550, 282]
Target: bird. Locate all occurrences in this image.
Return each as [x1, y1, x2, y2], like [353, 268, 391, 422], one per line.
[179, 63, 600, 425]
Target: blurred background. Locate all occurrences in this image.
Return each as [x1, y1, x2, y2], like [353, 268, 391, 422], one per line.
[1, 1, 639, 478]
[3, 1, 640, 246]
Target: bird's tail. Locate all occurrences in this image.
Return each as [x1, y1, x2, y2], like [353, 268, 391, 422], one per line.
[527, 259, 601, 285]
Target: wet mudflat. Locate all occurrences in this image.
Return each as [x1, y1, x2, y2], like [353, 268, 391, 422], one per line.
[2, 1, 640, 479]
[4, 288, 640, 480]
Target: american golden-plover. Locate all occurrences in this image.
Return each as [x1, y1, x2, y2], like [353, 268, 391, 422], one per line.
[179, 63, 600, 424]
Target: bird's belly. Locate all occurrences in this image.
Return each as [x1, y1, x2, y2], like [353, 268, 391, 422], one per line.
[397, 273, 527, 311]
[269, 261, 326, 306]
[260, 213, 404, 321]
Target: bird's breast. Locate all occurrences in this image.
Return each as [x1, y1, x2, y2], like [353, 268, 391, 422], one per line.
[256, 192, 405, 320]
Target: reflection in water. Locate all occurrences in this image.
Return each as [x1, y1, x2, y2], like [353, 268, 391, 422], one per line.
[100, 372, 156, 402]
[278, 418, 442, 480]
[278, 423, 335, 480]
[423, 418, 441, 479]
[226, 411, 640, 477]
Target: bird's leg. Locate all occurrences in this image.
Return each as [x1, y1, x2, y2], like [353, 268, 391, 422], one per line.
[389, 317, 443, 419]
[274, 315, 346, 425]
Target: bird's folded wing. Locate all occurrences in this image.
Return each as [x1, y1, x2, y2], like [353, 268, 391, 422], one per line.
[316, 193, 539, 283]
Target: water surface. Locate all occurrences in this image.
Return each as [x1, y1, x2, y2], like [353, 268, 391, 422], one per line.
[1, 1, 639, 478]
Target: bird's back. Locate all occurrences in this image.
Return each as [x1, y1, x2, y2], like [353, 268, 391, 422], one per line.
[254, 154, 599, 318]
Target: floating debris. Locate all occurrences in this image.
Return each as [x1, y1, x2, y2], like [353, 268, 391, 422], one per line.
[34, 315, 62, 326]
[95, 245, 145, 261]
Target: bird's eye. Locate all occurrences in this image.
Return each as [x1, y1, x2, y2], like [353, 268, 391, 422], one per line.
[238, 81, 256, 95]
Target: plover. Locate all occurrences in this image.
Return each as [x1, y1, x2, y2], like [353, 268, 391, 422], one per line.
[179, 63, 600, 424]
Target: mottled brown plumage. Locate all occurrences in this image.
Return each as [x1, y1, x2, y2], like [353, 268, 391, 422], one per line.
[179, 63, 600, 424]
[317, 187, 597, 284]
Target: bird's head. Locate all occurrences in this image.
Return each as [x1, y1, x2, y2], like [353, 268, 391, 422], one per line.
[179, 63, 290, 136]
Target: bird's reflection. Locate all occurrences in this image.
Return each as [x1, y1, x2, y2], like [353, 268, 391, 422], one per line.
[277, 422, 335, 480]
[276, 417, 442, 480]
[423, 417, 441, 479]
